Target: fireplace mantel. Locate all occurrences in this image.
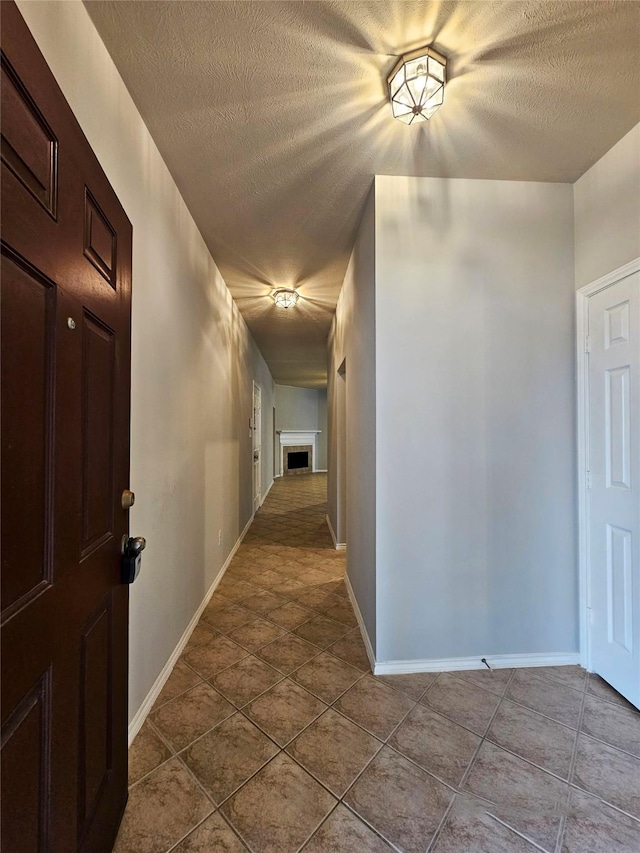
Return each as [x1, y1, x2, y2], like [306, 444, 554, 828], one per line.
[277, 431, 321, 475]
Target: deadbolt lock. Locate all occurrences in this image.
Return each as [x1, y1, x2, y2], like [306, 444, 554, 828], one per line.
[121, 489, 135, 510]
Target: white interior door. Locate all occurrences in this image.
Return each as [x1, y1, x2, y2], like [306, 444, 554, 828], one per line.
[587, 268, 640, 707]
[253, 382, 261, 513]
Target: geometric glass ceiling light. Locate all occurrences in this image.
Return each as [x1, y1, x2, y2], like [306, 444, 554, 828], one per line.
[388, 45, 446, 124]
[272, 288, 299, 309]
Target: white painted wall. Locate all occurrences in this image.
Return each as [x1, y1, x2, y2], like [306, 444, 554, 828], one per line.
[16, 0, 275, 721]
[328, 189, 377, 648]
[574, 123, 640, 289]
[374, 176, 576, 663]
[275, 384, 327, 469]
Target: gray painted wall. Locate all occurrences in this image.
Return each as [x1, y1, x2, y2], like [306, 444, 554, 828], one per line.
[574, 123, 640, 289]
[275, 385, 327, 469]
[328, 188, 377, 648]
[374, 176, 576, 663]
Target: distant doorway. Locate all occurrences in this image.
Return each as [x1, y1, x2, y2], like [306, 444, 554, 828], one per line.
[252, 381, 261, 512]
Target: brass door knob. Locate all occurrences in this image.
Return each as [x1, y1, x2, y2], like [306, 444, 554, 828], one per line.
[121, 489, 135, 510]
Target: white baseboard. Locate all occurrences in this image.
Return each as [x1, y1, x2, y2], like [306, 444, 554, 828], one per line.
[344, 573, 376, 672]
[373, 651, 581, 676]
[127, 511, 255, 745]
[314, 469, 328, 473]
[260, 478, 274, 506]
[325, 514, 346, 551]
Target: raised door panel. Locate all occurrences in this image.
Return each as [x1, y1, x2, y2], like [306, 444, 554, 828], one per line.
[0, 250, 55, 620]
[81, 312, 115, 559]
[0, 669, 52, 853]
[77, 597, 113, 843]
[0, 53, 57, 216]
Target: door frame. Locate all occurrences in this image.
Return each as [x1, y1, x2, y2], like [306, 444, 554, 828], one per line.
[576, 256, 640, 672]
[252, 380, 262, 512]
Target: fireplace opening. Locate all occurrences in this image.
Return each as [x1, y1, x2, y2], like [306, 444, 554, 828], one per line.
[287, 451, 308, 470]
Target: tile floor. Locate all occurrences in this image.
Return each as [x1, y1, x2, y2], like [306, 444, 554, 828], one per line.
[116, 474, 640, 853]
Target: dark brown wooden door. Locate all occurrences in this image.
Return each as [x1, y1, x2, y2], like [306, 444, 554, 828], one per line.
[1, 4, 132, 851]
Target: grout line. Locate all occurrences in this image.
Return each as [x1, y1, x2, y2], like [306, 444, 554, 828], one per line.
[295, 801, 342, 853]
[164, 811, 216, 853]
[555, 685, 587, 853]
[425, 794, 457, 852]
[566, 782, 640, 824]
[339, 800, 405, 852]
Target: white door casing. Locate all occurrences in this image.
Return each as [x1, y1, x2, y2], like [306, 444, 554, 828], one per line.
[253, 381, 261, 513]
[578, 259, 640, 708]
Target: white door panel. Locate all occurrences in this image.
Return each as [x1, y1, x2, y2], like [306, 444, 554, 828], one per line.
[587, 270, 640, 708]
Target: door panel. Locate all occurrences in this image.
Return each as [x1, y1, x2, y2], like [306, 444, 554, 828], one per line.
[588, 270, 640, 708]
[1, 4, 133, 850]
[0, 52, 57, 216]
[0, 251, 55, 617]
[0, 669, 52, 853]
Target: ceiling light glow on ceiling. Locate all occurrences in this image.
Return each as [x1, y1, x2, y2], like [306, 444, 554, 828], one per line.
[273, 288, 299, 309]
[388, 46, 446, 124]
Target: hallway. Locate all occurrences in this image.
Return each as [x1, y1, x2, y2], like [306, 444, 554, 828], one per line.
[117, 475, 640, 853]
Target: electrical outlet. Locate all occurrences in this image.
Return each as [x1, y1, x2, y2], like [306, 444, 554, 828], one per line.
[218, 530, 222, 547]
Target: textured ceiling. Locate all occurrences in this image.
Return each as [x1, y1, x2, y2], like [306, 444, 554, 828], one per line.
[85, 0, 640, 388]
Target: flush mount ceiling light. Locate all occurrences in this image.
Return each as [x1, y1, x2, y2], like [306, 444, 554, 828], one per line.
[388, 45, 446, 125]
[272, 288, 299, 309]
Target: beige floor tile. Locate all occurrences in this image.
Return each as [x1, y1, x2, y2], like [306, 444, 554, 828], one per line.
[241, 589, 288, 614]
[244, 678, 327, 746]
[252, 569, 286, 588]
[562, 788, 640, 853]
[462, 741, 569, 850]
[287, 708, 381, 796]
[227, 617, 286, 652]
[507, 670, 582, 728]
[454, 668, 514, 696]
[217, 580, 259, 602]
[151, 683, 235, 751]
[293, 614, 351, 649]
[303, 804, 393, 852]
[327, 628, 371, 671]
[573, 734, 640, 817]
[171, 812, 249, 852]
[183, 635, 248, 679]
[210, 654, 284, 707]
[320, 596, 359, 627]
[432, 797, 540, 852]
[580, 693, 640, 757]
[256, 633, 320, 674]
[296, 588, 337, 612]
[334, 675, 414, 740]
[267, 601, 315, 629]
[183, 621, 219, 652]
[270, 577, 308, 597]
[420, 673, 500, 735]
[128, 722, 172, 785]
[375, 672, 438, 701]
[344, 746, 453, 853]
[587, 674, 637, 710]
[201, 602, 253, 633]
[526, 665, 587, 693]
[153, 660, 202, 709]
[221, 753, 336, 853]
[292, 651, 364, 703]
[114, 758, 213, 853]
[122, 476, 640, 853]
[389, 704, 480, 786]
[487, 699, 576, 779]
[182, 713, 279, 804]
